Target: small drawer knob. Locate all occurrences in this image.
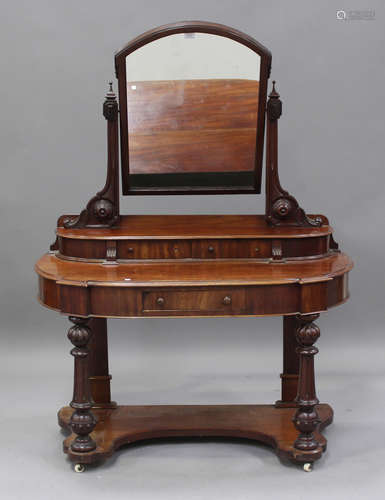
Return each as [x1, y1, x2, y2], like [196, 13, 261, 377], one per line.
[222, 296, 232, 305]
[156, 297, 165, 306]
[208, 246, 215, 253]
[128, 247, 134, 253]
[255, 247, 259, 253]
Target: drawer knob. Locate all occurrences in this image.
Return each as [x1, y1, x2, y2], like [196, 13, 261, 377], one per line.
[208, 246, 215, 253]
[255, 247, 259, 253]
[222, 296, 232, 305]
[128, 247, 134, 253]
[156, 297, 165, 306]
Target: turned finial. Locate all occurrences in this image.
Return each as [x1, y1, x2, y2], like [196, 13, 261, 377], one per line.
[267, 80, 282, 121]
[103, 80, 118, 121]
[106, 81, 115, 99]
[269, 80, 280, 99]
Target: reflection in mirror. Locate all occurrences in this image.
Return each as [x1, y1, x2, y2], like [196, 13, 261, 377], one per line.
[126, 33, 261, 191]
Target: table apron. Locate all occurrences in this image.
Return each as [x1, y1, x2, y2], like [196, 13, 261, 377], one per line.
[38, 274, 349, 318]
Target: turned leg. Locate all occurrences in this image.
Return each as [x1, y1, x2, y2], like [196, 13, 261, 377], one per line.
[88, 318, 116, 408]
[292, 314, 321, 453]
[276, 316, 300, 407]
[67, 317, 96, 452]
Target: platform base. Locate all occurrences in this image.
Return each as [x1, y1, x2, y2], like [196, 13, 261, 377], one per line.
[58, 404, 333, 466]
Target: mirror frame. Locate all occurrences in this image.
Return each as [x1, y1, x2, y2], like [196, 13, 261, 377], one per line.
[115, 21, 272, 196]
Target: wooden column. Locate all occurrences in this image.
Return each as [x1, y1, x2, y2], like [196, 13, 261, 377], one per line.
[88, 318, 116, 408]
[265, 81, 322, 228]
[276, 316, 300, 407]
[62, 83, 120, 229]
[67, 317, 96, 452]
[292, 314, 321, 452]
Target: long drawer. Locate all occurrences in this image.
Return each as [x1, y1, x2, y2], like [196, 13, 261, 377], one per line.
[142, 288, 246, 315]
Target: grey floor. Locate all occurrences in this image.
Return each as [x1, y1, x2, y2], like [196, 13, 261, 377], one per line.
[2, 317, 384, 500]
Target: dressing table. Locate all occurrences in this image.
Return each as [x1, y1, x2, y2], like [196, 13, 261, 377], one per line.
[35, 21, 353, 472]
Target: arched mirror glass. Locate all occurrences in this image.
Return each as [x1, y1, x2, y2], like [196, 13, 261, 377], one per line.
[116, 23, 270, 195]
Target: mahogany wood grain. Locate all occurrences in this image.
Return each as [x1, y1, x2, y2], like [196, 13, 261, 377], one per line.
[36, 252, 352, 287]
[58, 404, 333, 465]
[127, 79, 258, 175]
[57, 215, 332, 240]
[191, 238, 271, 259]
[115, 21, 272, 195]
[36, 253, 351, 318]
[142, 288, 246, 314]
[87, 318, 116, 409]
[56, 215, 332, 261]
[59, 238, 106, 260]
[276, 316, 300, 407]
[57, 238, 329, 262]
[128, 79, 259, 132]
[117, 239, 192, 259]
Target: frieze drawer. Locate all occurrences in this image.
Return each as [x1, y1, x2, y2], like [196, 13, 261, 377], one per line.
[191, 239, 271, 259]
[142, 288, 246, 315]
[117, 240, 192, 259]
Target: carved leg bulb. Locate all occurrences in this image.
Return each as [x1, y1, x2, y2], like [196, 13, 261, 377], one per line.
[67, 317, 96, 453]
[293, 314, 321, 453]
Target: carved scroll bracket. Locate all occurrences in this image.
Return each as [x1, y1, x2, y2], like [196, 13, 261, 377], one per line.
[265, 81, 323, 227]
[64, 83, 120, 229]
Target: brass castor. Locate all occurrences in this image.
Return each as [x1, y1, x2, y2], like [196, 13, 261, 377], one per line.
[74, 463, 85, 473]
[303, 463, 313, 472]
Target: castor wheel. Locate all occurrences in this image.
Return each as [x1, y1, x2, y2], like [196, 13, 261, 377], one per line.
[303, 463, 313, 472]
[74, 463, 85, 473]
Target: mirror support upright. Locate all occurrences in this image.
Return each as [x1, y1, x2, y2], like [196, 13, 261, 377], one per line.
[265, 82, 323, 227]
[63, 84, 120, 229]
